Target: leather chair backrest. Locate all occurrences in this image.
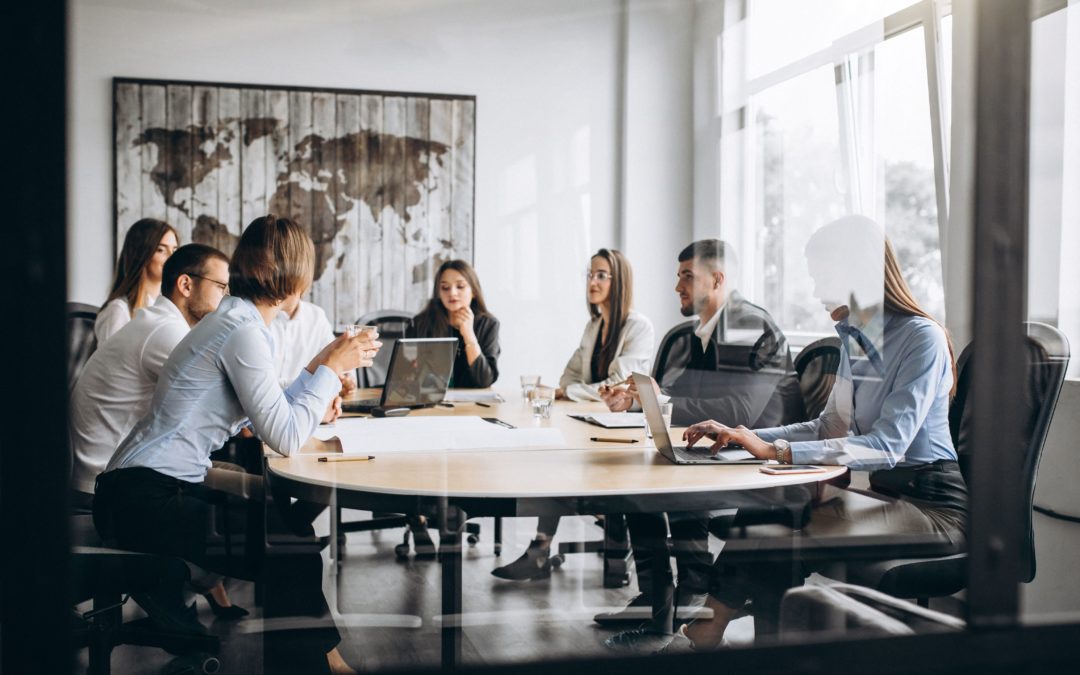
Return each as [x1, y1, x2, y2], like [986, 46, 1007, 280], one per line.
[651, 319, 696, 385]
[794, 337, 842, 421]
[355, 309, 413, 388]
[949, 321, 1070, 583]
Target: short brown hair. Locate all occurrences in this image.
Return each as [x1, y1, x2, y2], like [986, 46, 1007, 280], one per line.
[228, 214, 314, 304]
[161, 243, 230, 299]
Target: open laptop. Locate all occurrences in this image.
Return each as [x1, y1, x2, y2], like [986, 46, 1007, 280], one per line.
[632, 371, 767, 465]
[343, 337, 457, 415]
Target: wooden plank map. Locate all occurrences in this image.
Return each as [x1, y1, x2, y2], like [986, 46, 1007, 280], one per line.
[114, 77, 476, 325]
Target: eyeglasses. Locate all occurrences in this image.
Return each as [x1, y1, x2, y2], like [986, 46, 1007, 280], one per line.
[586, 271, 612, 282]
[190, 274, 229, 295]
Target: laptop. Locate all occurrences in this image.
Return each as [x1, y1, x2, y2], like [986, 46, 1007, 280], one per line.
[343, 338, 457, 415]
[632, 372, 767, 465]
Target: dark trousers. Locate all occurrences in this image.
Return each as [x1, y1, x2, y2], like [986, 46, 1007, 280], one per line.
[94, 467, 340, 670]
[624, 511, 712, 632]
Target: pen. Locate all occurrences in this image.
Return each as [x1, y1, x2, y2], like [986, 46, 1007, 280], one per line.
[590, 437, 638, 444]
[437, 402, 454, 408]
[476, 401, 492, 408]
[317, 455, 376, 462]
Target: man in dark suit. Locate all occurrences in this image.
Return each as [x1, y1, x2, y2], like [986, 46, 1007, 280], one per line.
[599, 239, 803, 650]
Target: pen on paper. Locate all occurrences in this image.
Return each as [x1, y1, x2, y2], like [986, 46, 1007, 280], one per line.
[317, 455, 376, 462]
[590, 437, 638, 444]
[476, 402, 492, 408]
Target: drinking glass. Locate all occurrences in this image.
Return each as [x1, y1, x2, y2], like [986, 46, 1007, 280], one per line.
[520, 374, 541, 401]
[530, 385, 555, 419]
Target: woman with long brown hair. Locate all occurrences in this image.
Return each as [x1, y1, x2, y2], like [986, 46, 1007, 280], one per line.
[408, 259, 500, 388]
[95, 218, 179, 344]
[492, 248, 654, 581]
[619, 215, 968, 653]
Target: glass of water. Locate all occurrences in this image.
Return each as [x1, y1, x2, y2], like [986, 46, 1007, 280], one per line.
[520, 374, 541, 401]
[530, 385, 555, 419]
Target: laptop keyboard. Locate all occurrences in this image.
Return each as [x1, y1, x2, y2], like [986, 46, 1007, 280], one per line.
[673, 445, 715, 460]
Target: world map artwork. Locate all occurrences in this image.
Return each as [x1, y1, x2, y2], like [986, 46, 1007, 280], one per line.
[114, 79, 476, 326]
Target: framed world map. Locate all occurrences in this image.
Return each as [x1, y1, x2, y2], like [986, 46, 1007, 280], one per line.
[113, 77, 476, 327]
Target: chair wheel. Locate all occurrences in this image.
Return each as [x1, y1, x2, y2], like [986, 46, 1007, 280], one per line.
[164, 653, 220, 675]
[494, 544, 502, 556]
[467, 534, 479, 545]
[550, 554, 564, 568]
[394, 542, 410, 558]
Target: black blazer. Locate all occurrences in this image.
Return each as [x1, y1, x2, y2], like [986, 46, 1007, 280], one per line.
[657, 290, 804, 427]
[407, 312, 501, 389]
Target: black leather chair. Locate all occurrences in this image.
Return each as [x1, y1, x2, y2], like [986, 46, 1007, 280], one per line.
[849, 321, 1070, 605]
[794, 337, 841, 420]
[354, 309, 412, 388]
[334, 310, 487, 557]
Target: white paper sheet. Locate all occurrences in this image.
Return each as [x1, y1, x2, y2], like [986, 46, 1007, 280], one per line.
[569, 412, 645, 429]
[442, 389, 505, 403]
[312, 416, 566, 454]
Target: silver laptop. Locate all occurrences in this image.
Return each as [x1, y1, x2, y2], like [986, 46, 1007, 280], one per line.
[343, 338, 457, 414]
[632, 372, 766, 465]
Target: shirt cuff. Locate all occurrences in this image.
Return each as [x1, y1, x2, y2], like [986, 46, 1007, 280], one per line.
[286, 365, 340, 401]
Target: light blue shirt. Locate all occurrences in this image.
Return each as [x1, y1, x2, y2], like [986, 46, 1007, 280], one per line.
[755, 311, 956, 471]
[106, 296, 341, 483]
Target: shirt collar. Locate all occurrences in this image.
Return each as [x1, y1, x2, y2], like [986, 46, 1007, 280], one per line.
[153, 294, 186, 323]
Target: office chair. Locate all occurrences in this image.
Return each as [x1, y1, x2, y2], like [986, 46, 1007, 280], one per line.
[67, 302, 99, 390]
[355, 309, 412, 388]
[335, 310, 486, 558]
[793, 337, 841, 420]
[847, 321, 1070, 605]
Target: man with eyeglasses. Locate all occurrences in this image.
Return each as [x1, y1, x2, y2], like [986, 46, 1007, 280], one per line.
[71, 243, 231, 506]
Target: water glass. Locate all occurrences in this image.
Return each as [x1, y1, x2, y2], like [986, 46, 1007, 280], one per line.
[520, 374, 541, 401]
[530, 385, 555, 419]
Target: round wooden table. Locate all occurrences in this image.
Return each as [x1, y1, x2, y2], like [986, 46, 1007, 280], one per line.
[266, 390, 846, 669]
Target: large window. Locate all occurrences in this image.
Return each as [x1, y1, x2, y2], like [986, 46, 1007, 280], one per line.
[719, 0, 949, 339]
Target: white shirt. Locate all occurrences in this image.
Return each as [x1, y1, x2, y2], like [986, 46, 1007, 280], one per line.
[94, 292, 157, 345]
[70, 296, 190, 493]
[107, 296, 340, 483]
[270, 300, 336, 387]
[694, 304, 723, 352]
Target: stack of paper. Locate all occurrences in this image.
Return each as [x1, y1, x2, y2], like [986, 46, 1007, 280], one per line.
[312, 416, 565, 454]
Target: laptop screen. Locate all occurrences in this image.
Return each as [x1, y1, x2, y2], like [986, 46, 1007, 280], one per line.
[631, 372, 680, 463]
[381, 338, 458, 408]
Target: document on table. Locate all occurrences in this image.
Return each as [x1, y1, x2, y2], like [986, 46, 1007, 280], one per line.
[568, 412, 645, 429]
[312, 416, 566, 454]
[443, 389, 504, 403]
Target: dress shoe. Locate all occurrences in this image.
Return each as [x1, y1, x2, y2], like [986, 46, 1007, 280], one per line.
[491, 540, 552, 580]
[593, 593, 653, 625]
[202, 593, 249, 620]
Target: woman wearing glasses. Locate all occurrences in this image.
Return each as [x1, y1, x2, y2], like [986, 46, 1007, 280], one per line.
[492, 248, 654, 581]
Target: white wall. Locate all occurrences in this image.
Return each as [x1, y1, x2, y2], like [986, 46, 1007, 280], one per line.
[70, 0, 695, 384]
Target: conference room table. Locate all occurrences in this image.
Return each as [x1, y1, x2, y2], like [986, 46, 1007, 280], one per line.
[265, 389, 849, 669]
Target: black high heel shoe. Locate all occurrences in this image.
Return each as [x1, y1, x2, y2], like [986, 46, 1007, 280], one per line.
[491, 540, 553, 581]
[202, 593, 249, 620]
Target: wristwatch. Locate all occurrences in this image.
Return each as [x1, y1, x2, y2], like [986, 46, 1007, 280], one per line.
[773, 439, 791, 464]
